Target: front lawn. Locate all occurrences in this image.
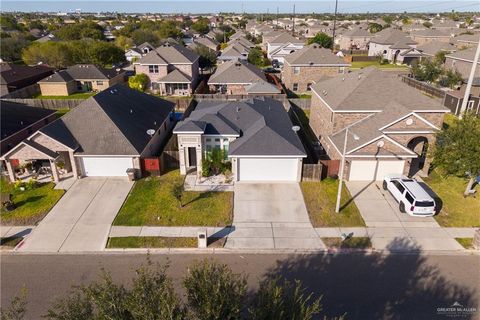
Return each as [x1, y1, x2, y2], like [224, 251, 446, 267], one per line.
[322, 237, 372, 249]
[424, 171, 480, 227]
[113, 170, 233, 226]
[455, 238, 474, 250]
[32, 92, 96, 100]
[0, 179, 65, 225]
[350, 61, 409, 70]
[301, 178, 366, 227]
[55, 108, 70, 118]
[107, 237, 197, 248]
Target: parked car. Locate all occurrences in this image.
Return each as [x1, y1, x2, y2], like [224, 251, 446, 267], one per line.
[263, 67, 280, 73]
[271, 59, 280, 68]
[383, 176, 436, 217]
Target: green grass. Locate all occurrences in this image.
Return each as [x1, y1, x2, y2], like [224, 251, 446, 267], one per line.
[291, 107, 317, 144]
[32, 92, 96, 100]
[301, 178, 366, 227]
[424, 171, 480, 227]
[322, 237, 372, 249]
[55, 108, 70, 118]
[455, 238, 474, 249]
[0, 236, 23, 248]
[113, 170, 233, 226]
[350, 61, 410, 70]
[0, 179, 65, 225]
[107, 237, 197, 248]
[442, 113, 457, 129]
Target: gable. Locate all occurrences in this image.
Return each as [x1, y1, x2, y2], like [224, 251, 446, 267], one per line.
[31, 132, 72, 152]
[348, 136, 415, 157]
[381, 113, 438, 132]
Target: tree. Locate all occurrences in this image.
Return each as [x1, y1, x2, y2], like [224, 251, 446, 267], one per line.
[368, 22, 383, 34]
[439, 69, 463, 89]
[434, 50, 447, 64]
[382, 16, 393, 24]
[115, 35, 134, 50]
[22, 42, 72, 68]
[128, 74, 149, 92]
[194, 44, 217, 70]
[45, 292, 93, 320]
[411, 59, 443, 83]
[0, 33, 30, 62]
[183, 260, 247, 320]
[423, 21, 433, 28]
[191, 18, 210, 34]
[247, 47, 264, 66]
[86, 41, 125, 67]
[307, 32, 333, 49]
[249, 278, 322, 320]
[433, 113, 480, 196]
[132, 29, 159, 46]
[171, 182, 184, 208]
[0, 287, 27, 320]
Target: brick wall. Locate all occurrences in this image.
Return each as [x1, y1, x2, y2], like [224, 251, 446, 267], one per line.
[283, 63, 345, 93]
[39, 82, 76, 96]
[31, 133, 70, 152]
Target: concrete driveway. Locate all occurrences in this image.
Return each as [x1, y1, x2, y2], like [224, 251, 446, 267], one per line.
[17, 178, 133, 252]
[226, 183, 325, 250]
[346, 181, 463, 251]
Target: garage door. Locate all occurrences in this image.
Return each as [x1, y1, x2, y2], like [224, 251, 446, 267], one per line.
[81, 157, 133, 177]
[349, 160, 405, 181]
[238, 158, 299, 182]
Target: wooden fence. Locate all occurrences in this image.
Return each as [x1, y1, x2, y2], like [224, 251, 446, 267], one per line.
[194, 93, 287, 102]
[302, 163, 322, 181]
[1, 84, 41, 99]
[0, 98, 84, 110]
[289, 98, 311, 110]
[401, 76, 446, 99]
[320, 160, 340, 179]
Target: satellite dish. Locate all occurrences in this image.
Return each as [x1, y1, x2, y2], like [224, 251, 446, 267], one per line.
[292, 126, 301, 133]
[146, 129, 155, 137]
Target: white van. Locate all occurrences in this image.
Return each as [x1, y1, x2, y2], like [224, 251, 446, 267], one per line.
[383, 176, 436, 217]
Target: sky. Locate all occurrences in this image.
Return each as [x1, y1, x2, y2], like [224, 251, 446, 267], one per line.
[1, 0, 479, 14]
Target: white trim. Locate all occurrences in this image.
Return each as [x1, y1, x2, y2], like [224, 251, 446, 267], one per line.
[28, 131, 76, 151]
[345, 154, 417, 158]
[228, 155, 307, 158]
[382, 135, 417, 155]
[383, 130, 433, 134]
[334, 110, 382, 113]
[288, 63, 351, 67]
[412, 110, 450, 113]
[346, 134, 416, 156]
[379, 112, 439, 131]
[74, 154, 138, 157]
[173, 131, 204, 134]
[327, 135, 343, 156]
[1, 141, 58, 160]
[312, 89, 335, 112]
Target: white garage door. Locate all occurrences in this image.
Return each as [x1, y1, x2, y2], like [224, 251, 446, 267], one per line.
[349, 160, 405, 181]
[81, 157, 133, 177]
[238, 158, 299, 182]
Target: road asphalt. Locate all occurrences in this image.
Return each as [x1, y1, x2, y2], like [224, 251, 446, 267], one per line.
[1, 252, 479, 320]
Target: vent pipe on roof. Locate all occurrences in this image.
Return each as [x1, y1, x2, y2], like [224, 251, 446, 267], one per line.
[130, 109, 133, 114]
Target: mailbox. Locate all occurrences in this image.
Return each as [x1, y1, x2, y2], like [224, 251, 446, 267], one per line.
[197, 230, 207, 248]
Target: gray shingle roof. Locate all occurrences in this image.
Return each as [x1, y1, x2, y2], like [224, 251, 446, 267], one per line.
[446, 46, 480, 63]
[39, 65, 124, 83]
[245, 82, 281, 94]
[40, 85, 175, 156]
[416, 41, 456, 57]
[157, 69, 191, 83]
[411, 29, 450, 38]
[342, 27, 370, 37]
[269, 33, 304, 44]
[136, 44, 199, 65]
[174, 98, 306, 157]
[208, 60, 267, 85]
[370, 29, 416, 45]
[38, 70, 74, 83]
[284, 44, 351, 66]
[310, 67, 447, 112]
[23, 139, 59, 159]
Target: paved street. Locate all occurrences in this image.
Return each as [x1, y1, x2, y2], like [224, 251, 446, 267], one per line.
[226, 183, 325, 250]
[17, 178, 133, 253]
[1, 252, 479, 320]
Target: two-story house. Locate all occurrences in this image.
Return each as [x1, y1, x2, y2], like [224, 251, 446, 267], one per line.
[339, 26, 371, 50]
[309, 67, 449, 181]
[134, 43, 200, 96]
[282, 45, 351, 94]
[266, 33, 305, 65]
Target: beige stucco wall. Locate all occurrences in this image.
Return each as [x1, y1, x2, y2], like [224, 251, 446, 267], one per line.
[39, 81, 76, 96]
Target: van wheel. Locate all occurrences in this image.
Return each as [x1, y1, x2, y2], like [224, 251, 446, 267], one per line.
[399, 202, 406, 213]
[382, 181, 388, 190]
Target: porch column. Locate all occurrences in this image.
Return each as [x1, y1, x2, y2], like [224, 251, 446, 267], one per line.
[179, 146, 186, 175]
[5, 160, 16, 182]
[196, 146, 202, 177]
[50, 160, 59, 183]
[69, 151, 79, 179]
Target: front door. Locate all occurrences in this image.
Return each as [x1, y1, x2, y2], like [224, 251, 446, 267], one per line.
[84, 81, 93, 92]
[188, 147, 197, 167]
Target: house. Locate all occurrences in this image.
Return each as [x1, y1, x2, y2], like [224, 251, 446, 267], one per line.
[0, 63, 54, 97]
[208, 59, 280, 95]
[445, 47, 480, 80]
[218, 37, 255, 63]
[125, 42, 156, 62]
[409, 29, 452, 45]
[266, 33, 305, 65]
[453, 33, 480, 49]
[173, 98, 306, 182]
[309, 67, 449, 181]
[443, 84, 480, 116]
[187, 36, 220, 52]
[137, 42, 155, 54]
[339, 27, 371, 50]
[1, 85, 175, 182]
[416, 41, 457, 59]
[368, 29, 417, 63]
[282, 44, 351, 93]
[38, 64, 126, 96]
[304, 23, 331, 39]
[134, 43, 200, 96]
[0, 102, 57, 156]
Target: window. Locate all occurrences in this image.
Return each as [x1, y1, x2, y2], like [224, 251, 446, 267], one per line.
[206, 138, 211, 142]
[214, 138, 220, 142]
[149, 65, 159, 73]
[467, 100, 474, 110]
[96, 81, 103, 85]
[292, 83, 298, 91]
[307, 83, 312, 91]
[405, 192, 414, 204]
[393, 181, 405, 194]
[293, 66, 301, 74]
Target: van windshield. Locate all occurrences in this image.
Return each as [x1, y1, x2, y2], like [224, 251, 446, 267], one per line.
[415, 201, 435, 207]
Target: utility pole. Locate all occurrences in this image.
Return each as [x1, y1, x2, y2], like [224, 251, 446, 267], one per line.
[277, 6, 279, 29]
[292, 4, 296, 35]
[331, 0, 338, 52]
[459, 39, 480, 118]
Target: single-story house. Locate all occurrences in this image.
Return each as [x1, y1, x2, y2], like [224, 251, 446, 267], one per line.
[1, 85, 175, 182]
[173, 98, 306, 182]
[38, 64, 126, 96]
[409, 29, 453, 45]
[309, 67, 450, 181]
[445, 47, 480, 80]
[443, 84, 480, 116]
[208, 59, 280, 95]
[1, 101, 57, 156]
[368, 29, 417, 63]
[0, 63, 54, 97]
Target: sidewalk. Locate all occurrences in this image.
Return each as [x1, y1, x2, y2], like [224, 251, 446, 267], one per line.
[1, 226, 35, 239]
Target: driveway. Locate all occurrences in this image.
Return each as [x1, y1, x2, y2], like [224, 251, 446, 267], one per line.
[226, 183, 325, 250]
[346, 181, 463, 251]
[17, 178, 133, 253]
